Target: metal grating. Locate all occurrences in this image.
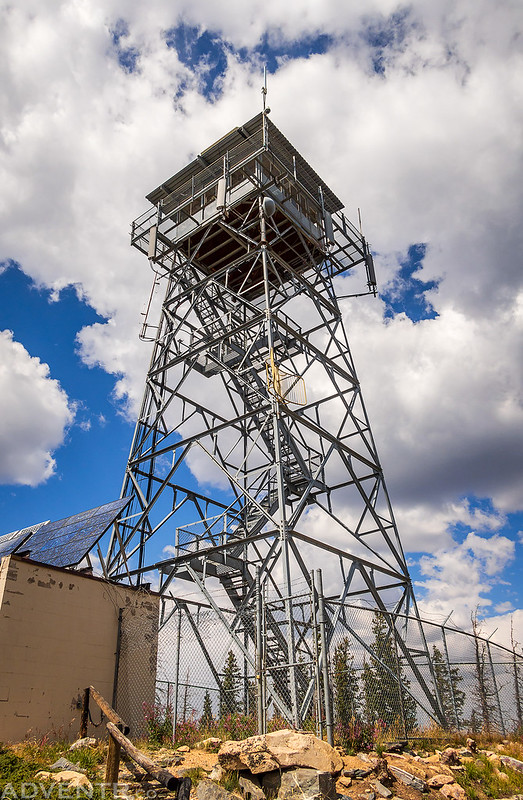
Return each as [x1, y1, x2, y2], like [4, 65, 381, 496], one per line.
[0, 498, 130, 568]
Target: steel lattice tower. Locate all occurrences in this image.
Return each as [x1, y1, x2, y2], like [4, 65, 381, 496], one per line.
[106, 111, 442, 728]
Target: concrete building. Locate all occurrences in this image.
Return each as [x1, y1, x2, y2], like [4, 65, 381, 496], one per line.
[0, 554, 159, 742]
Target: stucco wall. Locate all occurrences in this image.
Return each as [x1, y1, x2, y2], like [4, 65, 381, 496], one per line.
[0, 555, 159, 743]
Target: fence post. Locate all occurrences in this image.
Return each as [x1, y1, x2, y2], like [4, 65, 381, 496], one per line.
[172, 606, 182, 744]
[256, 568, 264, 734]
[316, 569, 333, 746]
[80, 687, 90, 739]
[310, 570, 323, 740]
[105, 731, 122, 787]
[112, 608, 123, 710]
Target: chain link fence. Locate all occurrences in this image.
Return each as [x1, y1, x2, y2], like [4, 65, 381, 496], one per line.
[113, 582, 523, 746]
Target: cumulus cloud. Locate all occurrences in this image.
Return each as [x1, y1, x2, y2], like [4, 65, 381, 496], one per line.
[1, 0, 522, 632]
[0, 331, 75, 486]
[415, 531, 516, 628]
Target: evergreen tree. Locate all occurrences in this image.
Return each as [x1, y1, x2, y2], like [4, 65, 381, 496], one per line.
[471, 612, 499, 734]
[361, 612, 417, 735]
[333, 636, 361, 724]
[200, 690, 214, 730]
[431, 645, 465, 729]
[511, 620, 523, 733]
[220, 650, 241, 717]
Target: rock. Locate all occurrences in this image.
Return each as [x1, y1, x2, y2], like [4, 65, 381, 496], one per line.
[370, 779, 392, 797]
[384, 742, 407, 754]
[35, 771, 93, 790]
[177, 745, 191, 753]
[209, 764, 224, 782]
[69, 737, 97, 751]
[501, 755, 523, 774]
[196, 738, 223, 752]
[261, 770, 282, 796]
[278, 769, 337, 800]
[389, 766, 427, 792]
[440, 749, 461, 766]
[373, 758, 392, 785]
[218, 730, 343, 775]
[50, 757, 85, 774]
[466, 738, 477, 753]
[343, 768, 373, 780]
[427, 774, 455, 788]
[440, 783, 466, 800]
[239, 776, 266, 800]
[337, 777, 352, 788]
[423, 754, 442, 764]
[365, 793, 376, 800]
[197, 779, 237, 800]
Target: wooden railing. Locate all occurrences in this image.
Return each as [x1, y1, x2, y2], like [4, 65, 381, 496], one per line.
[80, 686, 191, 799]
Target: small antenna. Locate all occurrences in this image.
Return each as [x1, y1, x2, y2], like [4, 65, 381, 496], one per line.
[262, 66, 268, 113]
[357, 207, 363, 235]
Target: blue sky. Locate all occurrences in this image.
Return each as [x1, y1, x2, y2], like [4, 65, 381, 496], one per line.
[1, 0, 522, 646]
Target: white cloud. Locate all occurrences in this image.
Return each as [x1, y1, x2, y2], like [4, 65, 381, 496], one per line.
[0, 0, 522, 629]
[415, 531, 516, 629]
[0, 330, 75, 486]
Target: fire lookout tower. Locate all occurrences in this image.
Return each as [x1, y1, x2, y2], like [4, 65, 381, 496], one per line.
[106, 110, 441, 730]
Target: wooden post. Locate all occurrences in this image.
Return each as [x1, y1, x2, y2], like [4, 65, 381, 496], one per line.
[90, 685, 130, 735]
[105, 733, 122, 786]
[79, 687, 90, 739]
[106, 722, 186, 791]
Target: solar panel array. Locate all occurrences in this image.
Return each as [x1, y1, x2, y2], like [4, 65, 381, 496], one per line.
[0, 498, 129, 568]
[0, 521, 49, 560]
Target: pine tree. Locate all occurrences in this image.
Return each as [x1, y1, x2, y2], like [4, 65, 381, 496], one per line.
[333, 636, 361, 749]
[361, 612, 417, 735]
[200, 690, 214, 730]
[471, 612, 499, 734]
[333, 636, 361, 724]
[511, 619, 523, 733]
[220, 650, 241, 717]
[431, 645, 465, 729]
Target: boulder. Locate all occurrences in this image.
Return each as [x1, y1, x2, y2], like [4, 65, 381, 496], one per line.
[500, 755, 523, 774]
[440, 783, 466, 800]
[441, 749, 461, 766]
[197, 779, 236, 800]
[50, 757, 85, 774]
[427, 774, 455, 788]
[239, 775, 266, 800]
[69, 737, 97, 751]
[261, 770, 282, 796]
[209, 764, 225, 782]
[278, 768, 337, 800]
[218, 730, 343, 775]
[370, 779, 392, 797]
[389, 765, 427, 792]
[196, 738, 223, 752]
[35, 771, 93, 790]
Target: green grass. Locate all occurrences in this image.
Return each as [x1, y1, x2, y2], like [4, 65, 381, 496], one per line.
[0, 740, 113, 800]
[220, 770, 241, 793]
[454, 753, 523, 799]
[182, 767, 207, 787]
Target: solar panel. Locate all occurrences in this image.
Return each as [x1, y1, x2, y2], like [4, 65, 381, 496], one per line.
[3, 498, 130, 568]
[0, 521, 49, 560]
